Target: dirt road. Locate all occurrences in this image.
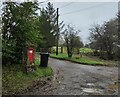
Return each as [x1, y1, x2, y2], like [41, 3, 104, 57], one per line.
[24, 58, 118, 95]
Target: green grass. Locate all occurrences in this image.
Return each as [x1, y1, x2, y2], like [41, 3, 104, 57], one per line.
[70, 56, 104, 65]
[50, 53, 68, 59]
[50, 53, 118, 66]
[2, 59, 53, 94]
[80, 47, 93, 53]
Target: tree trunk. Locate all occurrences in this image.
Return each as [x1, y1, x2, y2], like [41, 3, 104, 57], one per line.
[67, 46, 72, 57]
[49, 48, 51, 53]
[77, 48, 79, 54]
[61, 46, 63, 53]
[107, 49, 112, 60]
[107, 44, 113, 60]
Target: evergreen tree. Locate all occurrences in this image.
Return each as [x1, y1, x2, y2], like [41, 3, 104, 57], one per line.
[39, 2, 57, 50]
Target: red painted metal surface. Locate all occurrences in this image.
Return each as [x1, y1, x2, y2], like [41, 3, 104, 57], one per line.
[28, 48, 34, 62]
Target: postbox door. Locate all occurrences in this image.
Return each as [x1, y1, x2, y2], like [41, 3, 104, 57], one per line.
[28, 48, 34, 62]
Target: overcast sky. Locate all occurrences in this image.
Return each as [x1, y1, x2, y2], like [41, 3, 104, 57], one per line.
[40, 2, 118, 44]
[0, 0, 119, 44]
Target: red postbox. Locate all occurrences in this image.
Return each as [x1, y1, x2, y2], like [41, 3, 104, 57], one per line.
[28, 47, 34, 63]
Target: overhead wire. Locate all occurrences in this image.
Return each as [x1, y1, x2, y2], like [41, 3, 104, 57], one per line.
[38, 0, 51, 4]
[60, 3, 108, 16]
[59, 2, 74, 8]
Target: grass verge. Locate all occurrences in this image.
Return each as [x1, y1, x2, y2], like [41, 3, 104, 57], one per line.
[2, 59, 53, 94]
[50, 53, 118, 66]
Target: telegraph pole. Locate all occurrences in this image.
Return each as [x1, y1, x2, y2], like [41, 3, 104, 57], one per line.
[56, 8, 59, 55]
[118, 11, 120, 59]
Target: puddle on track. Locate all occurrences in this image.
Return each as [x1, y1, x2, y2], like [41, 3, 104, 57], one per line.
[81, 83, 103, 94]
[82, 88, 103, 94]
[82, 81, 120, 94]
[87, 83, 95, 86]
